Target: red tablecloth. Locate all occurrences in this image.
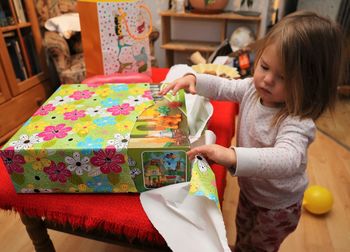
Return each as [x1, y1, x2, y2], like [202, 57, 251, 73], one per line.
[0, 68, 238, 246]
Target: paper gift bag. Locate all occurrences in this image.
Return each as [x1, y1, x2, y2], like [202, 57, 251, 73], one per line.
[78, 0, 153, 77]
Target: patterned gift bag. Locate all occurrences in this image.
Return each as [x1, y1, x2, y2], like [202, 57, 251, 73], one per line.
[78, 0, 153, 77]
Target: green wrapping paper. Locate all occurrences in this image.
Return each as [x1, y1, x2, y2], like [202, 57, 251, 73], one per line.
[1, 83, 191, 193]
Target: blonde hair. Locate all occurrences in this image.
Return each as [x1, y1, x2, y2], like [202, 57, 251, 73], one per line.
[254, 11, 344, 124]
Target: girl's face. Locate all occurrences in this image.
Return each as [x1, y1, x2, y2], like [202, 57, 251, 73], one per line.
[253, 43, 286, 107]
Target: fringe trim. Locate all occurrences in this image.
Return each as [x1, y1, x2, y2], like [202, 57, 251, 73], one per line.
[1, 204, 167, 246]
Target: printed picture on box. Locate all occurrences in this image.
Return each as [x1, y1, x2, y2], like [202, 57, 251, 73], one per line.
[142, 151, 187, 188]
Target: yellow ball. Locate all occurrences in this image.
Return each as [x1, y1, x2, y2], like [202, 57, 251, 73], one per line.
[303, 185, 334, 214]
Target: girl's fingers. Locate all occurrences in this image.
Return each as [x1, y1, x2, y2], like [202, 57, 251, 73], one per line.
[159, 83, 175, 95]
[172, 85, 183, 95]
[187, 146, 208, 160]
[186, 149, 197, 160]
[188, 85, 196, 95]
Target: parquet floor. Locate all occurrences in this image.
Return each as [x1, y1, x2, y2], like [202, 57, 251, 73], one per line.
[316, 97, 350, 150]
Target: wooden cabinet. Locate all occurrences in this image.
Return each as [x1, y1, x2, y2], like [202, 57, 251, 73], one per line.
[0, 0, 55, 144]
[160, 10, 261, 67]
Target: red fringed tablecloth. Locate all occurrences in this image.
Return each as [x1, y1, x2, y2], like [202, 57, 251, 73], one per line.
[0, 68, 238, 246]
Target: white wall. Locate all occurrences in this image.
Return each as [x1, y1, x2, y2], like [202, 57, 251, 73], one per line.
[144, 0, 168, 68]
[297, 0, 342, 21]
[145, 0, 271, 67]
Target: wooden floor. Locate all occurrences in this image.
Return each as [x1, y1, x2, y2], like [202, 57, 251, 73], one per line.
[316, 97, 350, 150]
[0, 130, 349, 251]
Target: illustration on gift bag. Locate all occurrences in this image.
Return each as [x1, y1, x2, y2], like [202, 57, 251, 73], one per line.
[78, 0, 153, 77]
[98, 1, 152, 75]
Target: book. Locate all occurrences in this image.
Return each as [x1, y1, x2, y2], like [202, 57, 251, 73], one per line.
[23, 32, 41, 75]
[6, 37, 27, 81]
[13, 0, 26, 23]
[0, 2, 8, 26]
[13, 39, 28, 78]
[3, 31, 16, 38]
[6, 40, 25, 81]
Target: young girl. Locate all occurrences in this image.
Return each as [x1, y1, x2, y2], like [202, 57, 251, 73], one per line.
[160, 11, 344, 251]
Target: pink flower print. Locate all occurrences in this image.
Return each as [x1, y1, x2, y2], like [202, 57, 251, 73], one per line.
[69, 90, 94, 100]
[38, 124, 72, 141]
[90, 146, 125, 174]
[44, 161, 72, 183]
[107, 103, 134, 116]
[0, 149, 25, 174]
[34, 104, 56, 116]
[142, 90, 153, 100]
[63, 109, 86, 121]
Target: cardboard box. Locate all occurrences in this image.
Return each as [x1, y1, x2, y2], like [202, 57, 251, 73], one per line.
[0, 83, 191, 193]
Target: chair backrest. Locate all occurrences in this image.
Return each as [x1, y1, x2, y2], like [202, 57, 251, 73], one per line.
[35, 0, 77, 26]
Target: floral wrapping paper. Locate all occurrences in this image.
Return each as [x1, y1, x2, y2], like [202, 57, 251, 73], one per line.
[190, 155, 220, 209]
[1, 82, 218, 198]
[1, 83, 155, 193]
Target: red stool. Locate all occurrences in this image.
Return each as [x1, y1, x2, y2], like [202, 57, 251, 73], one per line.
[0, 68, 238, 251]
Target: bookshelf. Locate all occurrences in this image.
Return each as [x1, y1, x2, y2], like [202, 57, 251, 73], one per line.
[160, 10, 261, 67]
[0, 0, 54, 144]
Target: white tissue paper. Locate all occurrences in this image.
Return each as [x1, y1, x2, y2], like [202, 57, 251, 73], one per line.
[140, 183, 230, 252]
[140, 65, 230, 251]
[44, 13, 81, 39]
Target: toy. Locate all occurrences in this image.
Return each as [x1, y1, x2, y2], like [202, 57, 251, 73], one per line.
[191, 64, 240, 80]
[303, 185, 334, 214]
[229, 26, 256, 52]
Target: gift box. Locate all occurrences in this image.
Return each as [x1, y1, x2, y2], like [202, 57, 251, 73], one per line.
[0, 83, 192, 193]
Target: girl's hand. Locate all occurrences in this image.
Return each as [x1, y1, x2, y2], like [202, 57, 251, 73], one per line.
[187, 144, 236, 168]
[159, 74, 197, 96]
